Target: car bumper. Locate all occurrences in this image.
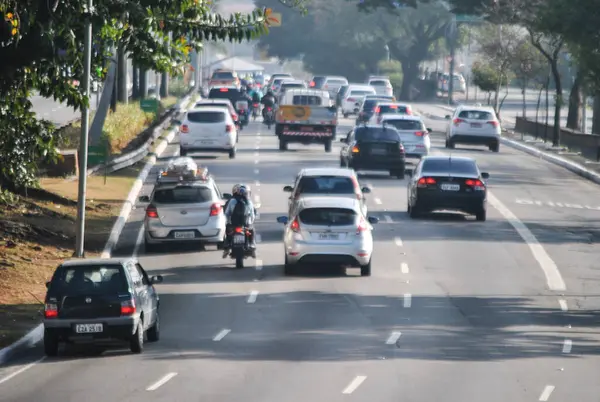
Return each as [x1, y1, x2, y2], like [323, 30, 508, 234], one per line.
[145, 218, 226, 244]
[180, 137, 235, 152]
[44, 316, 139, 343]
[416, 191, 486, 213]
[450, 134, 500, 145]
[349, 157, 405, 171]
[284, 239, 372, 266]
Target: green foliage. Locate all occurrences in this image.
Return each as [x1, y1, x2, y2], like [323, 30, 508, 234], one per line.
[471, 62, 500, 92]
[377, 60, 403, 91]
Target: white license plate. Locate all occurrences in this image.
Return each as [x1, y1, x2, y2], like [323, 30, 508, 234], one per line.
[371, 148, 387, 155]
[200, 140, 215, 144]
[440, 183, 460, 191]
[470, 123, 482, 128]
[174, 231, 195, 239]
[233, 234, 245, 244]
[75, 324, 103, 333]
[318, 233, 339, 240]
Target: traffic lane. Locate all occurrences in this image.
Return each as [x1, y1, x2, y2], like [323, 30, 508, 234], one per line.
[30, 95, 85, 127]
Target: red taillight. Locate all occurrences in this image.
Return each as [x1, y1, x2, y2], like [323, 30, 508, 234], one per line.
[226, 124, 233, 132]
[417, 177, 436, 187]
[415, 131, 427, 136]
[219, 88, 229, 92]
[232, 113, 238, 121]
[406, 107, 413, 115]
[120, 299, 136, 316]
[375, 106, 381, 113]
[180, 124, 189, 133]
[347, 97, 355, 102]
[234, 226, 244, 233]
[453, 118, 465, 125]
[309, 81, 315, 87]
[44, 303, 58, 319]
[399, 143, 405, 153]
[253, 103, 259, 107]
[351, 146, 359, 153]
[487, 121, 499, 127]
[356, 216, 368, 234]
[290, 217, 300, 232]
[465, 179, 485, 190]
[267, 107, 272, 111]
[210, 203, 222, 216]
[146, 205, 158, 218]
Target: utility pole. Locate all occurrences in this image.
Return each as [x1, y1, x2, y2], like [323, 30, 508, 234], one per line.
[74, 0, 93, 257]
[448, 18, 457, 105]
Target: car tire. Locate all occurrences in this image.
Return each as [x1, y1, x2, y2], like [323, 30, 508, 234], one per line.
[340, 158, 347, 167]
[360, 259, 371, 277]
[43, 330, 59, 357]
[476, 209, 487, 222]
[284, 255, 294, 276]
[229, 148, 236, 159]
[147, 312, 160, 342]
[130, 321, 144, 354]
[409, 202, 420, 219]
[180, 147, 188, 156]
[448, 139, 455, 149]
[324, 140, 332, 153]
[490, 142, 500, 152]
[279, 140, 288, 151]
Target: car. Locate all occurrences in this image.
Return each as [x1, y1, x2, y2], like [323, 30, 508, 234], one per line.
[380, 115, 432, 159]
[267, 73, 293, 90]
[278, 80, 308, 98]
[366, 76, 394, 97]
[355, 96, 397, 124]
[406, 155, 490, 221]
[271, 77, 294, 93]
[179, 107, 237, 158]
[283, 167, 371, 217]
[276, 197, 379, 276]
[194, 99, 239, 126]
[444, 105, 501, 152]
[321, 76, 349, 98]
[309, 75, 327, 89]
[368, 102, 414, 124]
[339, 125, 407, 178]
[341, 85, 376, 117]
[207, 86, 243, 105]
[139, 159, 228, 251]
[43, 257, 163, 356]
[438, 73, 466, 93]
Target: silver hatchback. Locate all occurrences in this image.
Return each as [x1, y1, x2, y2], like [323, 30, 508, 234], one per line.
[381, 115, 432, 159]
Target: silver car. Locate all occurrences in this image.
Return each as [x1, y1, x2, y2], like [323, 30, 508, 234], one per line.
[380, 115, 432, 159]
[276, 197, 379, 277]
[139, 167, 227, 252]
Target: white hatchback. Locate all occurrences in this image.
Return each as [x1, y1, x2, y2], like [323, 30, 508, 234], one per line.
[445, 105, 501, 152]
[179, 107, 237, 158]
[367, 77, 393, 97]
[341, 85, 376, 117]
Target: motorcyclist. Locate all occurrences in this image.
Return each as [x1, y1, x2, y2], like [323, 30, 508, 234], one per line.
[248, 85, 263, 116]
[223, 185, 256, 258]
[260, 90, 276, 120]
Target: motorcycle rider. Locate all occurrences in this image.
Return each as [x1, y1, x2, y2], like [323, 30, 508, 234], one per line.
[223, 184, 256, 258]
[260, 89, 276, 120]
[248, 84, 263, 117]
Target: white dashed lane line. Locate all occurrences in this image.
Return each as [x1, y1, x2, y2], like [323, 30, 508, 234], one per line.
[385, 332, 401, 345]
[383, 215, 392, 223]
[254, 169, 259, 174]
[0, 357, 45, 386]
[394, 237, 403, 246]
[403, 294, 412, 308]
[255, 259, 263, 271]
[562, 339, 572, 353]
[400, 262, 409, 274]
[342, 376, 367, 394]
[146, 372, 178, 391]
[558, 299, 568, 311]
[212, 329, 231, 341]
[374, 198, 382, 205]
[539, 385, 555, 401]
[247, 290, 259, 304]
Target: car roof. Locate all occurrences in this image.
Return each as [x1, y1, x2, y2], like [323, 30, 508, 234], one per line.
[281, 80, 305, 85]
[299, 167, 356, 177]
[60, 258, 135, 267]
[456, 105, 495, 113]
[325, 76, 347, 80]
[348, 84, 375, 90]
[188, 106, 228, 113]
[421, 155, 476, 163]
[381, 114, 422, 121]
[196, 99, 232, 105]
[368, 77, 391, 81]
[377, 102, 410, 106]
[299, 196, 360, 210]
[355, 124, 399, 131]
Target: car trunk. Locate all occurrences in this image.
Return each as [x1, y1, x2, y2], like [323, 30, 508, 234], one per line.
[298, 208, 358, 244]
[59, 294, 123, 319]
[156, 201, 213, 226]
[421, 172, 483, 193]
[186, 112, 227, 137]
[357, 140, 403, 157]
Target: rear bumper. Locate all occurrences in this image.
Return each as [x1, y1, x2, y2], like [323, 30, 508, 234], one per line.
[449, 134, 499, 145]
[285, 242, 372, 267]
[416, 191, 486, 213]
[281, 133, 334, 144]
[145, 218, 226, 244]
[349, 157, 405, 171]
[44, 316, 138, 343]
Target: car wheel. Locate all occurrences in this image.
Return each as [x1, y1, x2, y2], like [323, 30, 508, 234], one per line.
[229, 148, 236, 159]
[43, 330, 59, 357]
[324, 140, 332, 153]
[409, 202, 420, 219]
[284, 254, 294, 276]
[360, 259, 372, 277]
[476, 209, 487, 222]
[179, 147, 188, 156]
[147, 312, 160, 342]
[448, 140, 455, 149]
[490, 142, 500, 152]
[130, 321, 144, 354]
[279, 140, 288, 151]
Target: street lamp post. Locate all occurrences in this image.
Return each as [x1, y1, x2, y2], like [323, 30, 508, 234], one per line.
[384, 44, 390, 62]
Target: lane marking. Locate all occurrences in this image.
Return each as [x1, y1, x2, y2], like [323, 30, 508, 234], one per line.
[403, 293, 412, 308]
[342, 375, 367, 394]
[374, 198, 382, 205]
[255, 180, 260, 187]
[254, 160, 259, 164]
[255, 259, 263, 271]
[0, 357, 46, 385]
[385, 331, 401, 345]
[213, 329, 231, 341]
[132, 225, 145, 257]
[255, 145, 260, 149]
[401, 262, 409, 274]
[247, 290, 259, 303]
[394, 237, 403, 247]
[383, 215, 392, 223]
[256, 233, 262, 243]
[488, 193, 566, 291]
[146, 372, 178, 391]
[254, 169, 259, 174]
[539, 385, 555, 401]
[562, 339, 572, 353]
[254, 195, 261, 204]
[558, 299, 568, 311]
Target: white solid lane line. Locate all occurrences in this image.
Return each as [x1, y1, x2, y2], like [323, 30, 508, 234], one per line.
[146, 372, 178, 391]
[374, 198, 382, 205]
[558, 299, 568, 311]
[539, 385, 555, 401]
[255, 259, 263, 271]
[247, 290, 259, 303]
[562, 339, 572, 353]
[385, 332, 401, 345]
[132, 225, 145, 257]
[213, 329, 231, 342]
[394, 237, 403, 246]
[383, 215, 392, 223]
[0, 357, 46, 385]
[342, 376, 367, 394]
[256, 233, 262, 243]
[400, 262, 409, 274]
[403, 294, 412, 308]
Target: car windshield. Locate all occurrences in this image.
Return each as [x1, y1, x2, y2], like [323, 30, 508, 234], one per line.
[212, 71, 234, 80]
[385, 119, 423, 130]
[350, 90, 374, 96]
[299, 208, 357, 226]
[369, 80, 389, 86]
[378, 104, 408, 114]
[422, 159, 479, 175]
[297, 176, 356, 195]
[327, 79, 347, 86]
[208, 88, 241, 102]
[153, 186, 213, 204]
[355, 127, 400, 142]
[458, 110, 494, 120]
[187, 111, 226, 123]
[292, 95, 322, 105]
[50, 265, 128, 294]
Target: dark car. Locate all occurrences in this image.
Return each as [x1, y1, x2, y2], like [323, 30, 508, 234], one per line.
[309, 76, 327, 89]
[339, 125, 406, 178]
[355, 97, 394, 124]
[43, 258, 163, 356]
[208, 86, 243, 105]
[406, 156, 490, 221]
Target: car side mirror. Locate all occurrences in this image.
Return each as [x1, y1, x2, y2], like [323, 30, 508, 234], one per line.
[445, 115, 451, 120]
[427, 128, 433, 133]
[45, 281, 51, 289]
[361, 186, 371, 194]
[138, 195, 150, 202]
[276, 216, 289, 224]
[481, 172, 490, 179]
[150, 275, 163, 284]
[283, 186, 293, 192]
[367, 216, 379, 224]
[222, 193, 232, 200]
[404, 168, 413, 177]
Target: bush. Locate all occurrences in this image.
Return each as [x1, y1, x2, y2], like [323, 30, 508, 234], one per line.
[169, 78, 189, 98]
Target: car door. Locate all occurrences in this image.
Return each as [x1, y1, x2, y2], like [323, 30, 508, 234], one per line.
[408, 160, 423, 204]
[126, 262, 151, 329]
[136, 263, 158, 324]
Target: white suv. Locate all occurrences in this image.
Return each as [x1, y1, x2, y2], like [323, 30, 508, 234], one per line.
[445, 105, 501, 152]
[367, 76, 393, 97]
[179, 107, 237, 158]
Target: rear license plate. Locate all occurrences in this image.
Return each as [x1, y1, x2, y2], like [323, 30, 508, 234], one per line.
[371, 148, 387, 155]
[200, 140, 215, 144]
[75, 324, 103, 334]
[301, 126, 314, 132]
[174, 231, 195, 239]
[233, 234, 245, 244]
[440, 183, 460, 191]
[318, 233, 339, 240]
[470, 123, 482, 128]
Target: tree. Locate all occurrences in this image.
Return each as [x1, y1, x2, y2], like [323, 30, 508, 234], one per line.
[471, 62, 500, 104]
[510, 38, 547, 118]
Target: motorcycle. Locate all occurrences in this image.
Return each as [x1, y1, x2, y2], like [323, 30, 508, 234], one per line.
[235, 100, 250, 130]
[228, 226, 255, 268]
[252, 103, 260, 120]
[264, 106, 275, 129]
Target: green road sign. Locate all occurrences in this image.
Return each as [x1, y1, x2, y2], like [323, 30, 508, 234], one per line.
[455, 14, 485, 23]
[140, 98, 160, 114]
[88, 143, 108, 166]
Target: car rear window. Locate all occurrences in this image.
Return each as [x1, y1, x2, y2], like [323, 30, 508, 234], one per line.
[212, 71, 234, 80]
[350, 90, 374, 96]
[362, 100, 379, 111]
[369, 80, 389, 86]
[153, 186, 213, 204]
[312, 77, 326, 87]
[187, 111, 226, 123]
[298, 176, 356, 195]
[299, 208, 357, 226]
[50, 265, 128, 294]
[208, 88, 240, 100]
[458, 110, 494, 120]
[422, 159, 479, 175]
[292, 95, 322, 105]
[385, 119, 423, 130]
[282, 83, 305, 89]
[378, 104, 408, 114]
[326, 79, 348, 86]
[355, 127, 400, 142]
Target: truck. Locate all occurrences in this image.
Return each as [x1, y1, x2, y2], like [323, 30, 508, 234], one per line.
[275, 89, 338, 152]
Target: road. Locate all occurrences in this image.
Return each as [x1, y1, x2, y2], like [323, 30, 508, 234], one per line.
[2, 105, 600, 401]
[29, 94, 86, 127]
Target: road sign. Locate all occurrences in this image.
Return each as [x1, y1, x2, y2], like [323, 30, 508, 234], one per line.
[268, 12, 281, 27]
[88, 141, 108, 166]
[455, 14, 485, 23]
[140, 98, 159, 114]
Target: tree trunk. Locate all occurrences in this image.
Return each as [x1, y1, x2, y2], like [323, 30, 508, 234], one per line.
[117, 45, 128, 104]
[566, 71, 582, 130]
[139, 68, 148, 99]
[399, 58, 419, 101]
[160, 73, 169, 98]
[592, 94, 600, 134]
[132, 65, 139, 99]
[550, 60, 562, 146]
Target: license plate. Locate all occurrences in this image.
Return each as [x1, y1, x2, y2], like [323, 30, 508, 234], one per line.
[233, 234, 245, 244]
[440, 183, 460, 191]
[75, 324, 103, 334]
[200, 140, 215, 144]
[470, 123, 482, 128]
[371, 148, 387, 155]
[174, 231, 195, 239]
[318, 233, 339, 240]
[301, 126, 314, 132]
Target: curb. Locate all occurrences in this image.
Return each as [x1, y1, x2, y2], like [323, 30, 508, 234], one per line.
[0, 324, 43, 365]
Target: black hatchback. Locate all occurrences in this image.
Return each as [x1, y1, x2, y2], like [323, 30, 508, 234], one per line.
[43, 258, 163, 356]
[339, 125, 407, 178]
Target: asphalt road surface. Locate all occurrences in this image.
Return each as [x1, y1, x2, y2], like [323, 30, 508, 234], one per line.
[1, 106, 600, 401]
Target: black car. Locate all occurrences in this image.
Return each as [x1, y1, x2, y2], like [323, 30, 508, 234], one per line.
[406, 156, 490, 221]
[339, 125, 406, 178]
[43, 258, 163, 356]
[208, 86, 243, 105]
[355, 97, 393, 124]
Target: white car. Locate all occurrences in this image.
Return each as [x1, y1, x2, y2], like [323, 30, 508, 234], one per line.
[179, 107, 238, 158]
[367, 76, 393, 97]
[276, 197, 379, 276]
[380, 115, 431, 159]
[444, 105, 501, 152]
[341, 85, 376, 117]
[368, 102, 414, 124]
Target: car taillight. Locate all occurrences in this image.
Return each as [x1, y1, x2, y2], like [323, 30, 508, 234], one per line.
[210, 203, 222, 216]
[352, 146, 359, 153]
[374, 106, 380, 113]
[487, 121, 499, 127]
[44, 303, 58, 318]
[120, 299, 136, 316]
[356, 216, 368, 234]
[234, 226, 244, 233]
[415, 131, 427, 136]
[324, 85, 328, 89]
[453, 118, 465, 125]
[232, 113, 238, 121]
[347, 97, 355, 102]
[290, 217, 300, 232]
[226, 124, 233, 132]
[417, 177, 436, 187]
[267, 107, 272, 111]
[406, 107, 413, 115]
[309, 81, 315, 87]
[465, 179, 486, 190]
[399, 143, 405, 153]
[146, 205, 158, 218]
[253, 103, 259, 107]
[180, 124, 189, 133]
